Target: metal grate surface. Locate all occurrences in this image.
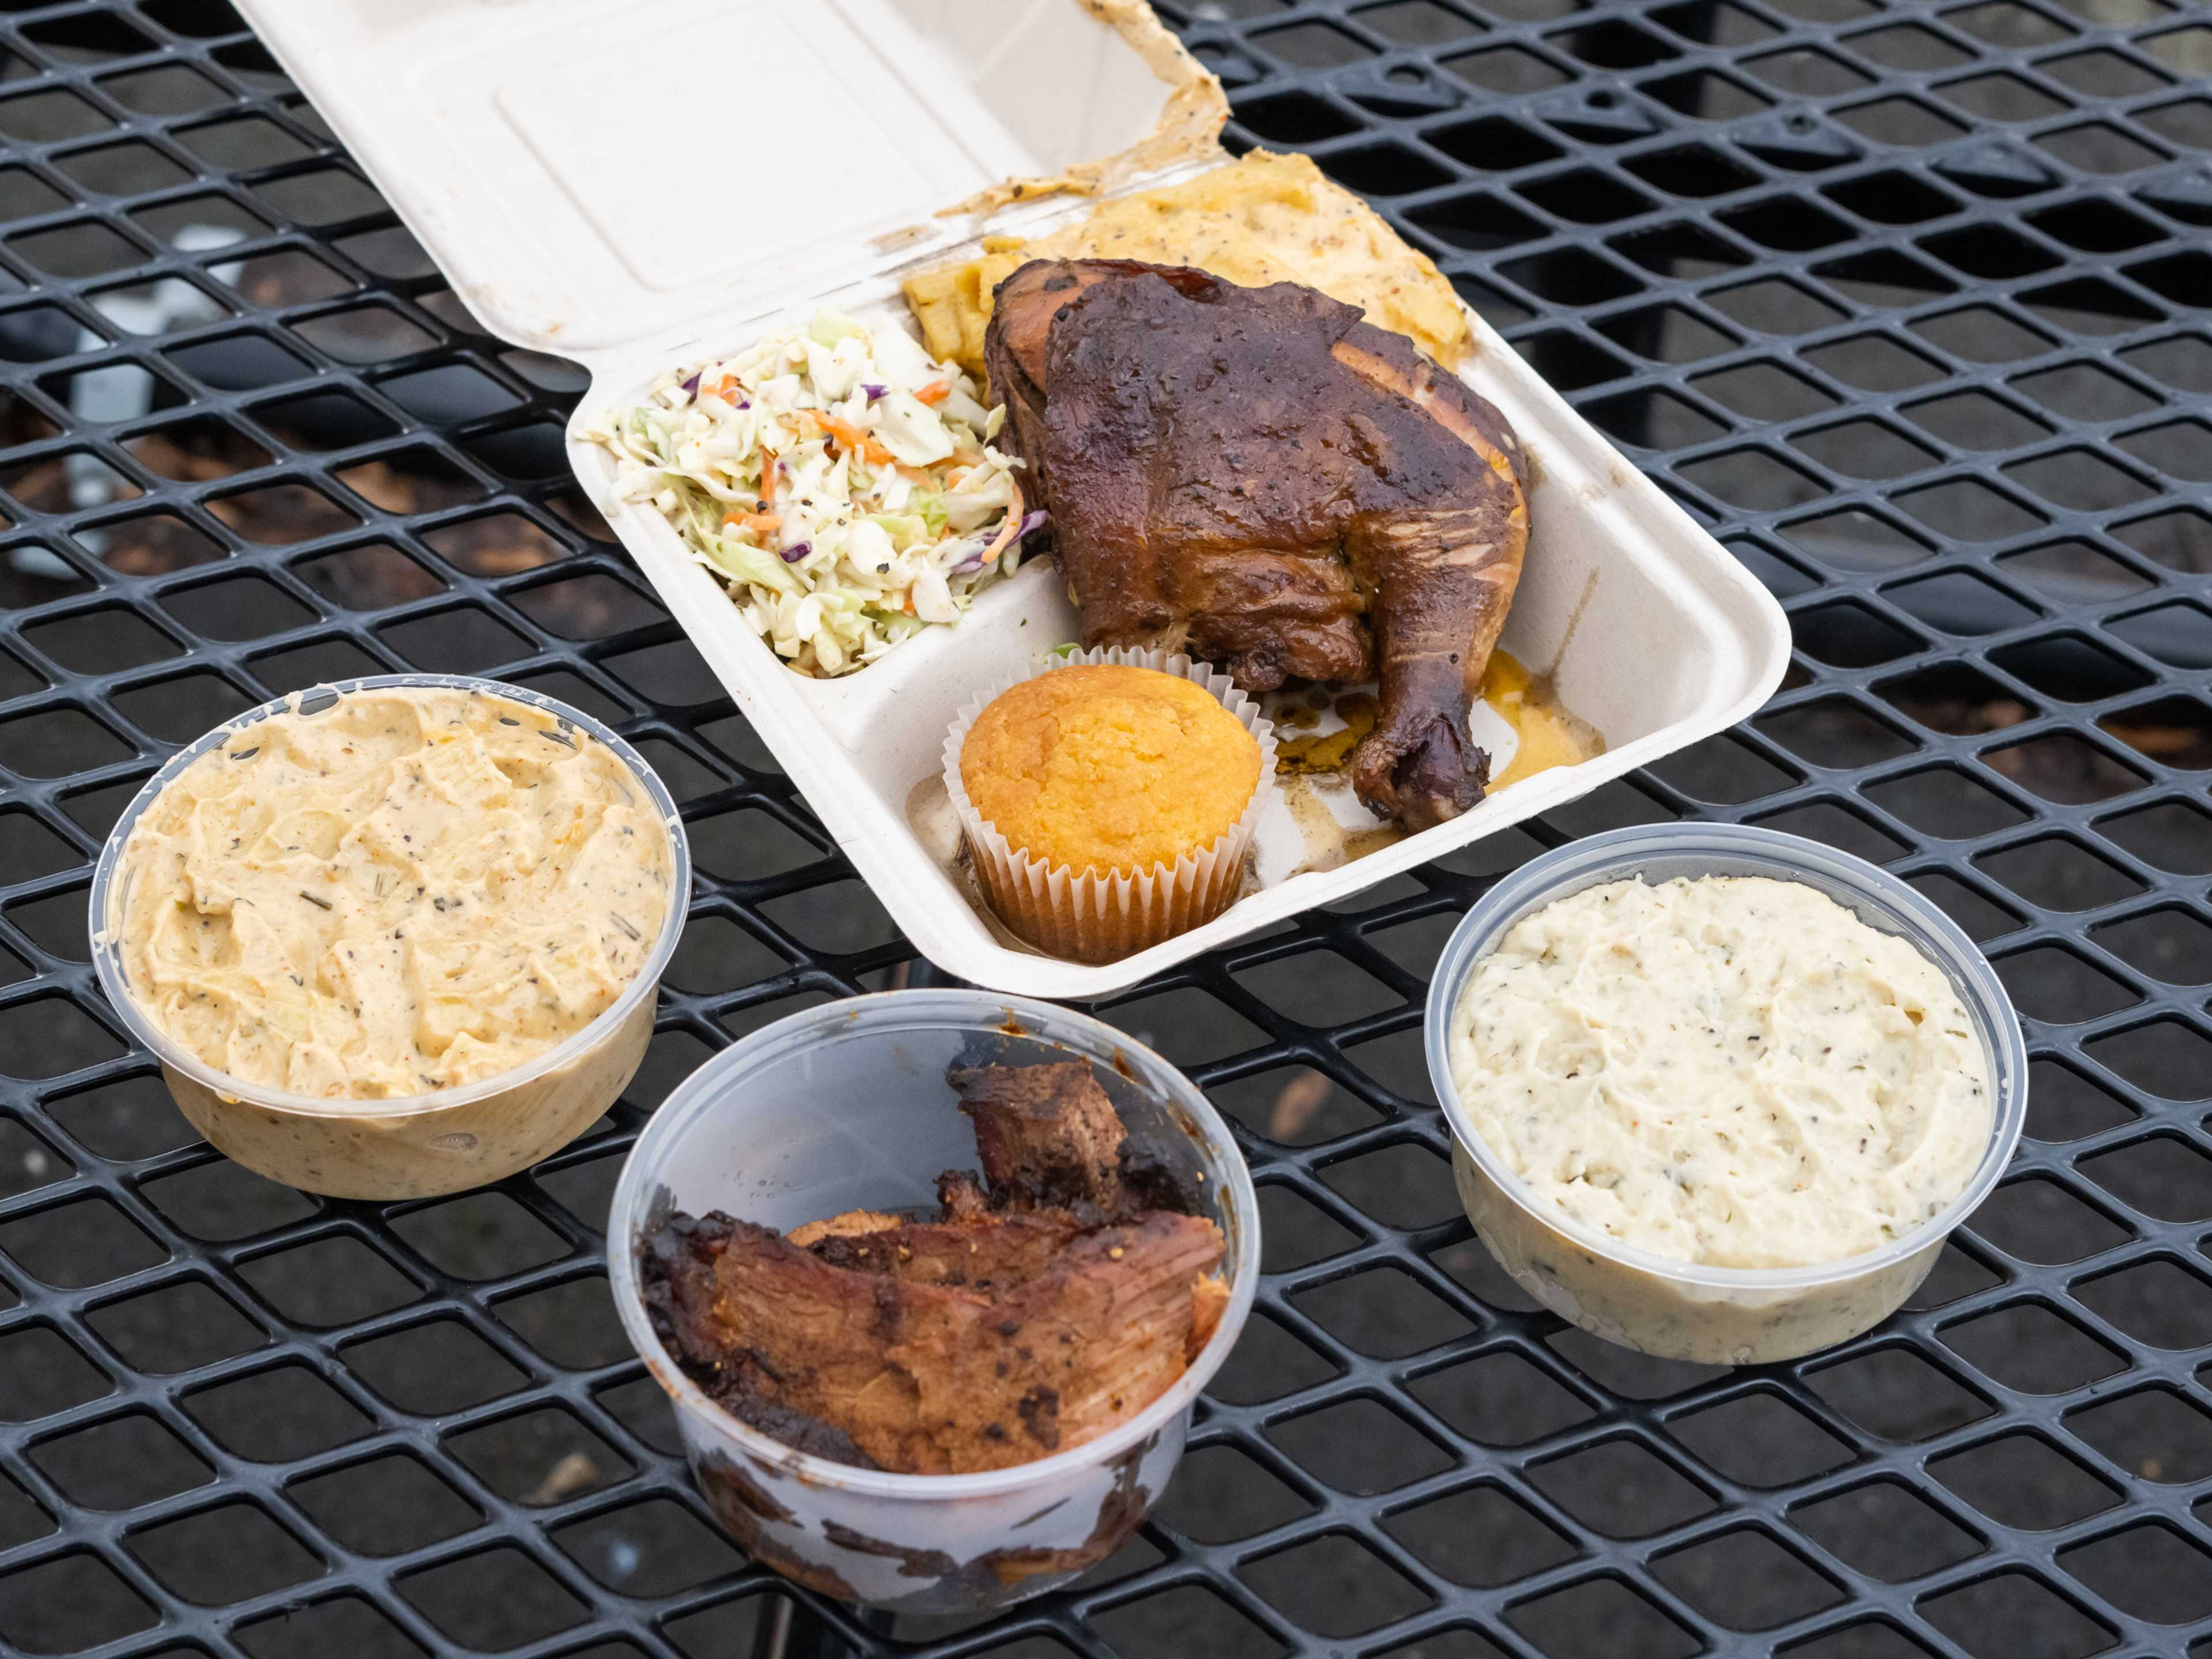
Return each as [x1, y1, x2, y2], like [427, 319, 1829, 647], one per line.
[0, 0, 2207, 1656]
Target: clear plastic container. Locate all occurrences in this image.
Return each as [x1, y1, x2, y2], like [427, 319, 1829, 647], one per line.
[605, 990, 1260, 1615]
[1425, 823, 2027, 1365]
[88, 674, 690, 1200]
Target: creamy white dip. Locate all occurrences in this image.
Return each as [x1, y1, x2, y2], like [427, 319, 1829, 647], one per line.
[1448, 875, 1991, 1270]
[116, 686, 672, 1099]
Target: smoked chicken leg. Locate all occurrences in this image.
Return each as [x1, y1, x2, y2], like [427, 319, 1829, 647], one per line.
[986, 258, 1529, 830]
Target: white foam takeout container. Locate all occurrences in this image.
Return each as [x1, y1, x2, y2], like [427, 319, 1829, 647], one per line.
[234, 0, 1790, 998]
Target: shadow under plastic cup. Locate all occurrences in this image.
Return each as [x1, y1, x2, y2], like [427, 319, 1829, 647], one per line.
[605, 989, 1261, 1615]
[88, 674, 690, 1200]
[1425, 823, 2028, 1366]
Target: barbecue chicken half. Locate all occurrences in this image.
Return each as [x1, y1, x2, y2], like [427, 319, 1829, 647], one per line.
[986, 257, 1530, 831]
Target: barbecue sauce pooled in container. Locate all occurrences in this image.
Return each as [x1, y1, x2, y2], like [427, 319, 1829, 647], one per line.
[642, 1059, 1228, 1474]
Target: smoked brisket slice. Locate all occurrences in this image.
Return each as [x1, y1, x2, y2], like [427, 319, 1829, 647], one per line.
[641, 1212, 882, 1469]
[648, 1207, 1223, 1475]
[950, 1060, 1127, 1212]
[642, 1060, 1232, 1474]
[808, 1209, 1090, 1291]
[950, 1060, 1209, 1218]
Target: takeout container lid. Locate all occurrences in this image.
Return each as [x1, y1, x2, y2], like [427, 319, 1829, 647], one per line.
[229, 0, 1226, 359]
[233, 1, 1793, 1000]
[1422, 823, 2030, 1294]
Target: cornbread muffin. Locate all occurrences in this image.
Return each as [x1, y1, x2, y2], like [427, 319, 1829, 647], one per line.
[946, 654, 1274, 963]
[963, 666, 1259, 876]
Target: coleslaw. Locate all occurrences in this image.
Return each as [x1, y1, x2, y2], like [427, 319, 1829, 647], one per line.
[583, 310, 1037, 677]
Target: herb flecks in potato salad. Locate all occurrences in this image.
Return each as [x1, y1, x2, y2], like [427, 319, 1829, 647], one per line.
[585, 311, 1033, 677]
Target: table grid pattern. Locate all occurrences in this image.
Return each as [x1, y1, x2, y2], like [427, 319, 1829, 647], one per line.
[0, 1, 2207, 1657]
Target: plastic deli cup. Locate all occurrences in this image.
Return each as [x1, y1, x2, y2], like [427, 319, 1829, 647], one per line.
[89, 674, 690, 1200]
[944, 645, 1278, 965]
[1425, 824, 2027, 1366]
[606, 990, 1260, 1615]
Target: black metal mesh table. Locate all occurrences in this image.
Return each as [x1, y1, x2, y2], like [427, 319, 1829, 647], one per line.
[1, 1, 2208, 1655]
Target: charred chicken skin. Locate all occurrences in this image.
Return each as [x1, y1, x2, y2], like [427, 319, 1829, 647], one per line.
[986, 258, 1530, 831]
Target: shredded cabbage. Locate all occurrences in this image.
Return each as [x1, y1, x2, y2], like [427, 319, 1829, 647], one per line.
[581, 309, 1027, 677]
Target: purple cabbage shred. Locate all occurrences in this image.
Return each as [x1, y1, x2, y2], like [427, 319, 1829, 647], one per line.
[679, 370, 702, 399]
[1015, 509, 1052, 542]
[863, 383, 887, 402]
[780, 541, 811, 564]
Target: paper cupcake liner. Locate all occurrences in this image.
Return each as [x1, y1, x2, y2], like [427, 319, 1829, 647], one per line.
[944, 646, 1278, 965]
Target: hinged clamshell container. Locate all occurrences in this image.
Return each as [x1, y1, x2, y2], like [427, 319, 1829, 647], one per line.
[234, 0, 1791, 998]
